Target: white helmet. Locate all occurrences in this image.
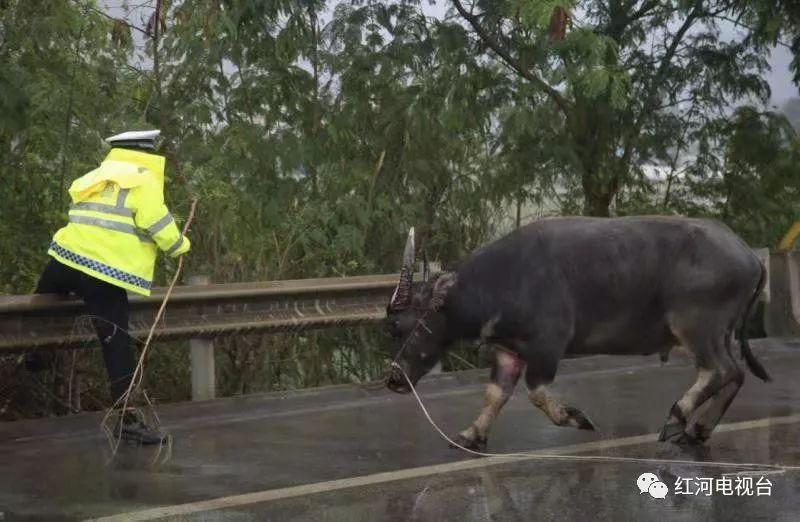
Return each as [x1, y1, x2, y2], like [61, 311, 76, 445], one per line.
[105, 129, 161, 151]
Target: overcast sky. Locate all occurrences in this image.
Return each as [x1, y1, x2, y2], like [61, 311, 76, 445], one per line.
[766, 46, 798, 106]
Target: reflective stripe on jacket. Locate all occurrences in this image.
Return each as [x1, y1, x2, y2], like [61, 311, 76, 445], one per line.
[48, 148, 190, 295]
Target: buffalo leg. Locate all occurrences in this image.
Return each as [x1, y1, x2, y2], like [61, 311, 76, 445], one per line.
[525, 359, 596, 431]
[659, 318, 734, 443]
[685, 350, 745, 442]
[658, 366, 725, 443]
[452, 349, 524, 452]
[527, 384, 597, 431]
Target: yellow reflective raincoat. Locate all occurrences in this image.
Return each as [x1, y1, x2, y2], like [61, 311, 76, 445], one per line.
[48, 148, 190, 296]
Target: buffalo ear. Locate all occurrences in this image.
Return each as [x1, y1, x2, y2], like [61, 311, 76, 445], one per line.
[429, 272, 457, 311]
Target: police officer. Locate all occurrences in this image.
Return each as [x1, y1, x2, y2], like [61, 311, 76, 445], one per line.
[33, 130, 190, 444]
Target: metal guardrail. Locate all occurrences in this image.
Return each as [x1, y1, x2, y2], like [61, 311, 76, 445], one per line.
[1, 252, 795, 401]
[763, 251, 800, 338]
[0, 249, 792, 352]
[0, 274, 399, 352]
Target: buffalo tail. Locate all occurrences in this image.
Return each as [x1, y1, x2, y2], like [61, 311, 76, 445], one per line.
[739, 259, 771, 382]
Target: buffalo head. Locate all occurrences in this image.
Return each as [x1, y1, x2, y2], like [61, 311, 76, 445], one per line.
[385, 228, 458, 393]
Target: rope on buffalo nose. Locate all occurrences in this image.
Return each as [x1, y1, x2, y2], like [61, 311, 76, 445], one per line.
[389, 362, 797, 472]
[358, 314, 433, 392]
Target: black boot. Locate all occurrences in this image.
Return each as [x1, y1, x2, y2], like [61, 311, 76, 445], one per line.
[117, 410, 168, 445]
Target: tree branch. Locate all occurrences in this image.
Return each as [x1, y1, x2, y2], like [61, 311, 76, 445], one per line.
[648, 2, 704, 108]
[451, 0, 570, 114]
[655, 96, 697, 111]
[629, 0, 663, 24]
[620, 0, 705, 168]
[716, 15, 794, 49]
[73, 0, 150, 36]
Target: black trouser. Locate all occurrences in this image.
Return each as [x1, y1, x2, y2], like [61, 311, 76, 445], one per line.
[34, 258, 136, 402]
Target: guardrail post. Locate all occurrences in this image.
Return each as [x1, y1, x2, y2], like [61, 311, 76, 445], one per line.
[754, 248, 770, 303]
[764, 251, 800, 338]
[418, 261, 442, 274]
[188, 275, 215, 401]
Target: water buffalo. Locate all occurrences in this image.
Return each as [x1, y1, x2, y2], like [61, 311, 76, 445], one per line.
[385, 217, 770, 449]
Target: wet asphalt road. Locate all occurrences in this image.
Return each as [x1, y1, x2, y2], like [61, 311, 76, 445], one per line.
[0, 339, 798, 521]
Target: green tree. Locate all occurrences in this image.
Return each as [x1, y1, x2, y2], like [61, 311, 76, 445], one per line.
[3, 0, 798, 417]
[679, 106, 800, 245]
[451, 0, 773, 216]
[734, 0, 800, 83]
[0, 0, 142, 293]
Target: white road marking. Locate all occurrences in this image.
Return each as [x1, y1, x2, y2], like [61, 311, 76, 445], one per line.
[722, 469, 786, 477]
[87, 413, 800, 521]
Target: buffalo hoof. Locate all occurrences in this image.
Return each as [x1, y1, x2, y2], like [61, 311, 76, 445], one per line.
[671, 431, 704, 447]
[678, 424, 711, 447]
[449, 434, 487, 453]
[658, 422, 685, 442]
[689, 424, 712, 443]
[564, 406, 597, 431]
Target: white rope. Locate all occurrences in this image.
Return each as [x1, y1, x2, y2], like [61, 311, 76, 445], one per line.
[101, 199, 198, 460]
[391, 362, 796, 472]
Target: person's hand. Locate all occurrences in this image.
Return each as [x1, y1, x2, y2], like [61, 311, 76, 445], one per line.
[169, 235, 191, 257]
